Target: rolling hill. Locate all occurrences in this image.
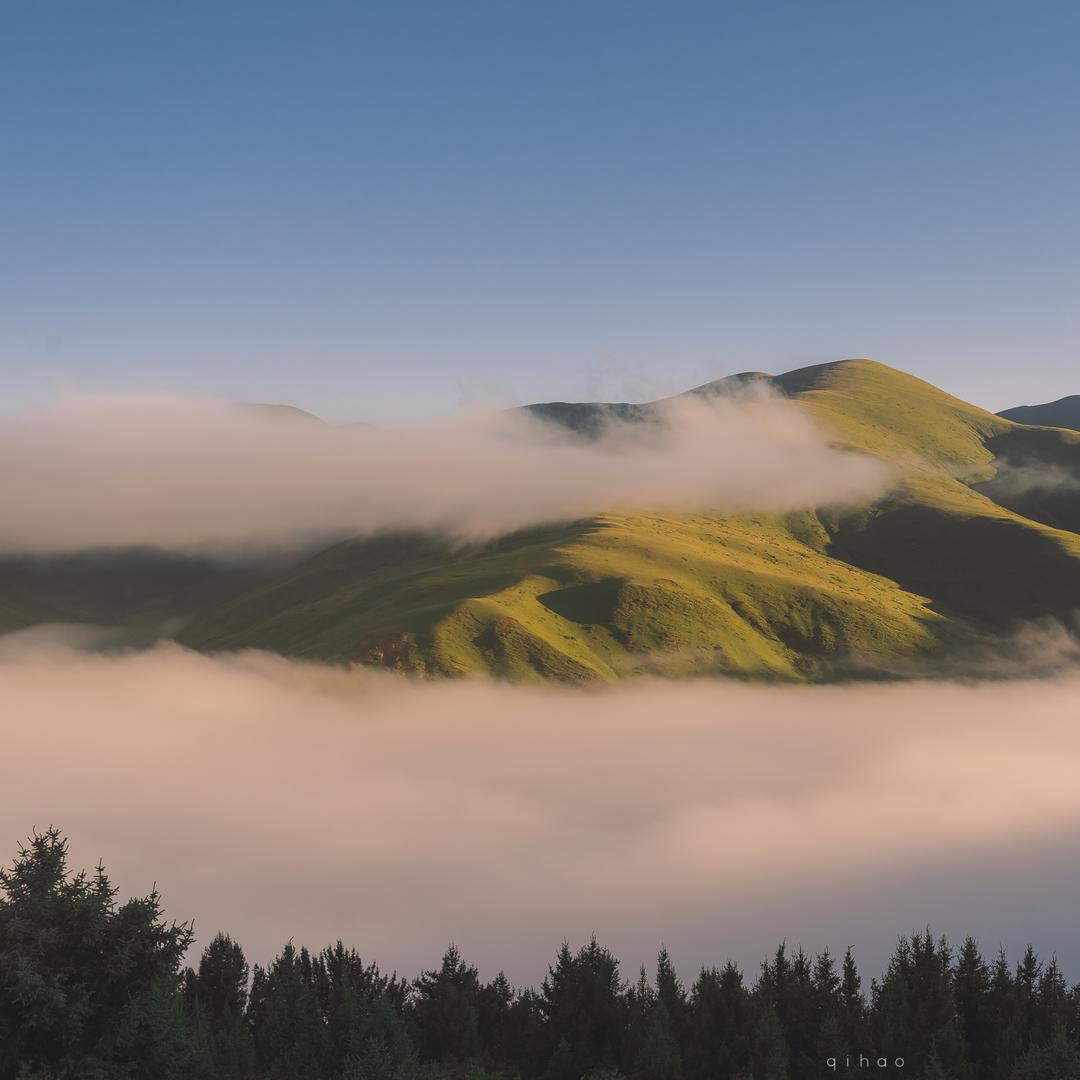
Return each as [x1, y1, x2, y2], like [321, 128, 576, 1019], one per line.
[999, 395, 1080, 432]
[4, 359, 1080, 682]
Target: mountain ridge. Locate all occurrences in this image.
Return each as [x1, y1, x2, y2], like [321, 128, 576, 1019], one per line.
[176, 359, 1080, 680]
[4, 358, 1080, 683]
[999, 395, 1080, 433]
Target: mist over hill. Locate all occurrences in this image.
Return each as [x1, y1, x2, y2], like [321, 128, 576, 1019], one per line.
[2, 358, 1080, 683]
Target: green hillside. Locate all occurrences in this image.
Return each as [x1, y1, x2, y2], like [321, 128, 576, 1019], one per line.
[171, 359, 1080, 681]
[0, 550, 272, 642]
[4, 358, 1080, 681]
[177, 511, 942, 682]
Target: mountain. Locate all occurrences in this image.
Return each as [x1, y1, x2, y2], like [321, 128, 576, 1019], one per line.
[4, 358, 1080, 682]
[176, 359, 1080, 680]
[522, 370, 773, 435]
[242, 403, 325, 424]
[999, 395, 1080, 432]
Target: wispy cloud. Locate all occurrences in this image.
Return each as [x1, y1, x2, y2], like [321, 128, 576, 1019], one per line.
[982, 460, 1080, 496]
[0, 390, 889, 553]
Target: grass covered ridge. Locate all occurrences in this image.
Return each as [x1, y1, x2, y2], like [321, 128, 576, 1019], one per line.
[170, 359, 1080, 682]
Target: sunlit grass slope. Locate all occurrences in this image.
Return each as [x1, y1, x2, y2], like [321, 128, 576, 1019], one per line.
[180, 511, 940, 682]
[785, 361, 1080, 628]
[177, 358, 1080, 682]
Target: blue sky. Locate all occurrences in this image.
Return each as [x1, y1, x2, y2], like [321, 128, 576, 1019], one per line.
[3, 1, 1078, 419]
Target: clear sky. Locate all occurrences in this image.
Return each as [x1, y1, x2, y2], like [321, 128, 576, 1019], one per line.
[3, 1, 1078, 419]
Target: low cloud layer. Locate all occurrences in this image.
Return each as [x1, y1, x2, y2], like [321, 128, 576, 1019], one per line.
[983, 460, 1080, 496]
[0, 391, 888, 553]
[2, 641, 1080, 981]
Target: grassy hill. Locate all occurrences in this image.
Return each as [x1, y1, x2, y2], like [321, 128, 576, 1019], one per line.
[172, 359, 1080, 681]
[0, 550, 273, 641]
[5, 358, 1080, 681]
[999, 395, 1080, 432]
[176, 512, 942, 682]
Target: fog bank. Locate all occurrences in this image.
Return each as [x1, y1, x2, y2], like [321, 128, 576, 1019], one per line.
[0, 391, 888, 552]
[2, 643, 1079, 982]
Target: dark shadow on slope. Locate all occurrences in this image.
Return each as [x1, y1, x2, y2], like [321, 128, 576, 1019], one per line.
[772, 360, 848, 396]
[828, 505, 1080, 627]
[975, 429, 1080, 536]
[0, 548, 275, 635]
[536, 579, 625, 625]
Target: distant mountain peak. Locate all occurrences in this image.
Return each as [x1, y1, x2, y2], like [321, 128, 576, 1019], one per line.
[676, 370, 774, 400]
[999, 395, 1080, 433]
[239, 403, 325, 424]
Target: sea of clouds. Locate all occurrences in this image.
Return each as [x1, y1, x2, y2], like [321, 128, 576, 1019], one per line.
[3, 640, 1079, 982]
[2, 387, 1075, 984]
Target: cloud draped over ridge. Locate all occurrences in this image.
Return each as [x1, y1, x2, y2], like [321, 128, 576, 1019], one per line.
[3, 639, 1080, 980]
[983, 460, 1080, 496]
[0, 390, 889, 552]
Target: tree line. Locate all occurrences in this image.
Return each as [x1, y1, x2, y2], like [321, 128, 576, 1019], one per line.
[1, 829, 1077, 1079]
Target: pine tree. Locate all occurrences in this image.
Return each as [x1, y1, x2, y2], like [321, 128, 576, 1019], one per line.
[6, 830, 1080, 1080]
[1034, 957, 1072, 1046]
[412, 943, 484, 1065]
[758, 943, 823, 1075]
[1013, 945, 1041, 1055]
[630, 948, 684, 1080]
[501, 986, 546, 1077]
[313, 941, 413, 1075]
[0, 827, 194, 1080]
[543, 1035, 576, 1080]
[656, 947, 687, 1020]
[1009, 1024, 1080, 1080]
[839, 947, 869, 1054]
[622, 965, 655, 1074]
[477, 970, 516, 1065]
[871, 932, 968, 1077]
[750, 1006, 789, 1080]
[920, 1046, 953, 1080]
[248, 943, 327, 1079]
[953, 937, 990, 1080]
[539, 937, 626, 1080]
[811, 951, 846, 1079]
[685, 962, 752, 1080]
[184, 933, 254, 1079]
[986, 950, 1023, 1080]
